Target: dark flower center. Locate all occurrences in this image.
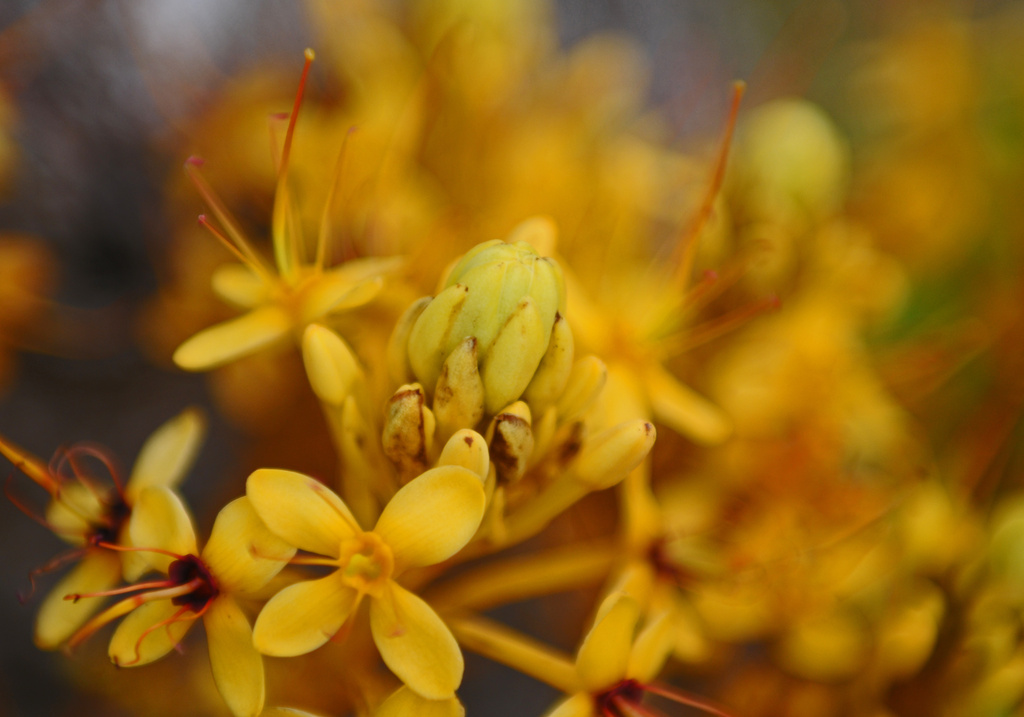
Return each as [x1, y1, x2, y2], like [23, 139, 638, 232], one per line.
[167, 554, 219, 612]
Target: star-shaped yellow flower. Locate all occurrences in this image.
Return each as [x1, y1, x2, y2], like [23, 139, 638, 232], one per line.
[66, 488, 295, 717]
[246, 463, 487, 700]
[172, 49, 398, 373]
[546, 592, 732, 717]
[0, 407, 205, 649]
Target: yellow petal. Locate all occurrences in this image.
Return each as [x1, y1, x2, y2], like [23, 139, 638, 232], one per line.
[300, 273, 383, 323]
[35, 549, 122, 649]
[201, 497, 296, 595]
[645, 364, 732, 446]
[370, 581, 463, 700]
[173, 306, 292, 371]
[212, 264, 270, 308]
[627, 608, 674, 683]
[261, 710, 327, 717]
[544, 693, 594, 717]
[108, 598, 197, 667]
[206, 596, 264, 717]
[246, 468, 358, 557]
[374, 686, 465, 717]
[252, 574, 357, 657]
[126, 407, 206, 501]
[576, 593, 639, 692]
[129, 487, 197, 573]
[302, 324, 362, 406]
[373, 466, 485, 571]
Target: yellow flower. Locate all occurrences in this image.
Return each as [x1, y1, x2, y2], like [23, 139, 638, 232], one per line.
[66, 488, 295, 717]
[0, 407, 205, 649]
[546, 592, 732, 717]
[246, 462, 487, 699]
[172, 49, 399, 373]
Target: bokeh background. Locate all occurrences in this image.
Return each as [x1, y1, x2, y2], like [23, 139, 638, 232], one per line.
[1, 0, 1022, 715]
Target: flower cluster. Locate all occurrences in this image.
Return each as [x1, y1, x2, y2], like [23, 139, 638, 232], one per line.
[3, 1, 1024, 716]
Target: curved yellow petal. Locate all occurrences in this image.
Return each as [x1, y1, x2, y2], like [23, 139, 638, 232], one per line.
[627, 608, 674, 684]
[301, 274, 383, 323]
[373, 466, 486, 571]
[645, 364, 732, 446]
[206, 596, 264, 717]
[126, 407, 206, 501]
[374, 685, 465, 717]
[35, 549, 122, 649]
[201, 497, 296, 595]
[576, 593, 638, 692]
[173, 306, 292, 371]
[544, 693, 594, 717]
[261, 710, 327, 717]
[370, 581, 463, 700]
[212, 263, 270, 308]
[252, 574, 357, 657]
[246, 468, 358, 557]
[129, 487, 197, 573]
[108, 598, 197, 667]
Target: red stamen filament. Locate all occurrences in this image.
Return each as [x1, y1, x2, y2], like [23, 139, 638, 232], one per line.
[65, 578, 180, 602]
[672, 80, 746, 287]
[664, 294, 780, 355]
[185, 159, 274, 279]
[18, 546, 90, 603]
[115, 604, 199, 667]
[316, 126, 356, 271]
[67, 578, 205, 651]
[643, 682, 735, 717]
[4, 475, 80, 538]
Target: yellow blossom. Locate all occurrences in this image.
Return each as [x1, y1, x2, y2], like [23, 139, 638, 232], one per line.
[246, 446, 487, 699]
[66, 488, 295, 717]
[172, 50, 399, 374]
[0, 407, 205, 649]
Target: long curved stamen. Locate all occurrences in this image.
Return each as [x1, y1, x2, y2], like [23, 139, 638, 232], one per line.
[65, 578, 177, 602]
[67, 578, 205, 651]
[61, 443, 125, 497]
[93, 541, 186, 562]
[671, 80, 746, 288]
[272, 49, 315, 280]
[316, 127, 357, 272]
[663, 294, 780, 355]
[117, 604, 197, 667]
[643, 682, 735, 717]
[4, 476, 81, 538]
[185, 158, 275, 279]
[197, 214, 275, 284]
[18, 546, 91, 603]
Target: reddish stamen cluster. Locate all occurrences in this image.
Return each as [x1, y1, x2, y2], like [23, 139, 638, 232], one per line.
[593, 678, 735, 717]
[167, 555, 219, 612]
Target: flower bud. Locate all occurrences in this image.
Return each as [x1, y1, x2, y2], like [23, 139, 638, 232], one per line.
[485, 401, 534, 485]
[382, 384, 436, 484]
[433, 337, 486, 440]
[407, 227, 568, 416]
[571, 420, 655, 490]
[522, 313, 574, 415]
[302, 324, 362, 407]
[556, 356, 607, 424]
[437, 429, 490, 483]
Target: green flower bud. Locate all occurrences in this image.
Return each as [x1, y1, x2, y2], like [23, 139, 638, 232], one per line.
[407, 228, 568, 417]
